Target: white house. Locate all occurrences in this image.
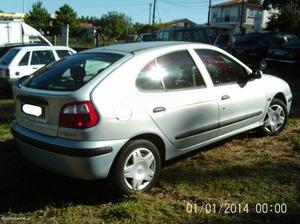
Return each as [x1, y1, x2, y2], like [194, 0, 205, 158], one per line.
[210, 0, 277, 34]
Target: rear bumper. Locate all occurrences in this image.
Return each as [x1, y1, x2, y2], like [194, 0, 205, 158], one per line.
[11, 121, 128, 180]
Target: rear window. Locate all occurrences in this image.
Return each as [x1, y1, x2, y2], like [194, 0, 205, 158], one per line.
[25, 53, 123, 91]
[56, 49, 74, 58]
[0, 49, 19, 65]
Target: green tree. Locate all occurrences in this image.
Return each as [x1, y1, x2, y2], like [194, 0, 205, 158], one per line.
[24, 1, 50, 31]
[55, 4, 79, 29]
[263, 0, 300, 35]
[98, 12, 132, 40]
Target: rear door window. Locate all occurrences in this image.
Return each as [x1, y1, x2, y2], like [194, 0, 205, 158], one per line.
[31, 50, 55, 65]
[25, 53, 123, 91]
[18, 52, 30, 66]
[56, 50, 74, 58]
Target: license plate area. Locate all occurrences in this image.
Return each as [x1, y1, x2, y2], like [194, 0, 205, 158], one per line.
[17, 95, 48, 119]
[21, 103, 45, 118]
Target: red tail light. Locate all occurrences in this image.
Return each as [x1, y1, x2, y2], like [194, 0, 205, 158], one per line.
[59, 101, 99, 129]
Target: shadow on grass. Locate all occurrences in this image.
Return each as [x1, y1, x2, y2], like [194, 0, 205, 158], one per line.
[0, 139, 120, 213]
[161, 159, 300, 224]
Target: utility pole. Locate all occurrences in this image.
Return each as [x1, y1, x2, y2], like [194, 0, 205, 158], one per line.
[23, 0, 26, 13]
[152, 0, 157, 24]
[207, 0, 211, 26]
[240, 0, 245, 34]
[149, 3, 152, 25]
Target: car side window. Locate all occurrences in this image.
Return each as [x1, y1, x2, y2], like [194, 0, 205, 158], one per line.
[194, 29, 208, 43]
[195, 49, 248, 85]
[174, 30, 191, 41]
[136, 60, 164, 91]
[157, 51, 205, 90]
[18, 52, 30, 66]
[31, 50, 55, 65]
[136, 51, 206, 91]
[56, 50, 73, 58]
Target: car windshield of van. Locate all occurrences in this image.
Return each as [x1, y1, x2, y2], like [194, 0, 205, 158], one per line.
[25, 52, 123, 91]
[0, 49, 19, 65]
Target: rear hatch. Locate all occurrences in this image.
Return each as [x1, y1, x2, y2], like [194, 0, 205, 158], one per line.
[13, 51, 128, 137]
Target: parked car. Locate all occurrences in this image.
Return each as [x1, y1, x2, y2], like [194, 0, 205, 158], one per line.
[136, 32, 157, 42]
[0, 43, 50, 59]
[214, 33, 243, 53]
[265, 38, 300, 69]
[232, 32, 297, 69]
[11, 42, 292, 194]
[0, 45, 76, 93]
[157, 26, 210, 43]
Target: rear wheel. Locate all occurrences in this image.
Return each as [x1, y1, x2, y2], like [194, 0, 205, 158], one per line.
[260, 98, 287, 136]
[111, 139, 161, 194]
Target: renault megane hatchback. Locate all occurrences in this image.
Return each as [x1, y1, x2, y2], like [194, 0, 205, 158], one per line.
[11, 42, 293, 194]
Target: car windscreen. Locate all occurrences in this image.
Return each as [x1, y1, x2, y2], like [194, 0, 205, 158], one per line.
[0, 49, 20, 65]
[234, 33, 260, 47]
[283, 39, 300, 48]
[25, 52, 123, 91]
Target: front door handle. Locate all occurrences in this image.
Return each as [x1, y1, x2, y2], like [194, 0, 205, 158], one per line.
[221, 95, 230, 100]
[153, 106, 166, 113]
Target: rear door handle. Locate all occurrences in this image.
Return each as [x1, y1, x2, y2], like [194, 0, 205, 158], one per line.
[221, 95, 230, 100]
[153, 106, 166, 113]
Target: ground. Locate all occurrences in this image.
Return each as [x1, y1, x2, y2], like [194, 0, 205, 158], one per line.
[0, 67, 299, 224]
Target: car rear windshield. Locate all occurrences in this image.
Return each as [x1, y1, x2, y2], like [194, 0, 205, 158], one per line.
[0, 49, 19, 65]
[25, 52, 123, 91]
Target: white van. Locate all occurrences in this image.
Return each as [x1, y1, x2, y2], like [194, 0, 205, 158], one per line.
[0, 46, 76, 89]
[0, 21, 52, 46]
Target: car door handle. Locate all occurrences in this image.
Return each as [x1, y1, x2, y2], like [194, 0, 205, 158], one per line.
[153, 106, 166, 113]
[221, 95, 230, 100]
[33, 67, 38, 69]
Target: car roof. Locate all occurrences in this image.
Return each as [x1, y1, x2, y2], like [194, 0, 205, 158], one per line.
[83, 41, 210, 54]
[11, 45, 73, 50]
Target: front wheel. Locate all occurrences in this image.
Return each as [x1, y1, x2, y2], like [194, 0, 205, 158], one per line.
[260, 98, 288, 136]
[111, 139, 161, 194]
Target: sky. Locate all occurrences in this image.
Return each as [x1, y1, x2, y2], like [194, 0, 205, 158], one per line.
[1, 0, 227, 24]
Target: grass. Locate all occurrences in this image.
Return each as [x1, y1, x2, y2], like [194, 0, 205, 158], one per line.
[0, 99, 299, 224]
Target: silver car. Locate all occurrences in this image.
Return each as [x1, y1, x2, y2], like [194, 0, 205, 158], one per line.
[11, 42, 293, 194]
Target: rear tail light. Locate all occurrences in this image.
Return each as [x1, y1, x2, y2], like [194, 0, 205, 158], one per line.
[5, 68, 10, 78]
[59, 101, 99, 129]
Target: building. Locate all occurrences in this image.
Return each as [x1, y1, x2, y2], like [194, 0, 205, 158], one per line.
[166, 18, 196, 28]
[209, 0, 277, 34]
[0, 12, 25, 21]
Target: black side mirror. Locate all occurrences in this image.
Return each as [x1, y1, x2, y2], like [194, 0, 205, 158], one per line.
[17, 75, 31, 88]
[251, 69, 262, 79]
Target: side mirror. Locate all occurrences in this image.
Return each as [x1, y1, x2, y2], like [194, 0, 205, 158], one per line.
[17, 75, 31, 88]
[250, 69, 262, 79]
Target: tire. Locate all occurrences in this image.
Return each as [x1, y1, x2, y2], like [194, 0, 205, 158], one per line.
[110, 139, 161, 195]
[259, 98, 288, 136]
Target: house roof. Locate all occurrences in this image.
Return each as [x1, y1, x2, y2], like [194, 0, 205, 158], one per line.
[166, 18, 196, 26]
[212, 0, 262, 9]
[80, 23, 95, 29]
